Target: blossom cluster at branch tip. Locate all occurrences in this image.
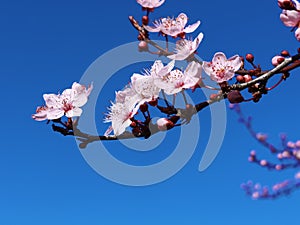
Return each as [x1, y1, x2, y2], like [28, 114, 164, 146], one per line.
[32, 82, 93, 121]
[144, 13, 200, 38]
[202, 52, 242, 83]
[279, 0, 300, 41]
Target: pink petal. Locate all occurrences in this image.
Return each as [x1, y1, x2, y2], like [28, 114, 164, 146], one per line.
[144, 25, 161, 33]
[43, 94, 62, 108]
[65, 107, 82, 118]
[228, 55, 242, 71]
[177, 13, 188, 28]
[192, 32, 204, 51]
[47, 108, 64, 120]
[183, 21, 201, 33]
[212, 52, 227, 65]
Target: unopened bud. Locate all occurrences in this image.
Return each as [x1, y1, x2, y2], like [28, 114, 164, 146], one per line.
[271, 55, 285, 66]
[244, 75, 252, 82]
[246, 53, 254, 63]
[281, 50, 290, 57]
[142, 16, 149, 25]
[278, 0, 296, 10]
[227, 90, 244, 103]
[138, 41, 149, 52]
[236, 75, 245, 83]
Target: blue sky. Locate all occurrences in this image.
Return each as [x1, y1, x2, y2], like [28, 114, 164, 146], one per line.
[1, 0, 300, 224]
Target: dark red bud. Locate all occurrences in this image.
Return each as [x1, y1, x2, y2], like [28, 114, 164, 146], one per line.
[142, 16, 149, 25]
[236, 75, 245, 83]
[245, 53, 254, 63]
[227, 90, 244, 104]
[281, 50, 290, 57]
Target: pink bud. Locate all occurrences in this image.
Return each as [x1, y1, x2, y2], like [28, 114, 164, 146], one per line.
[277, 153, 283, 159]
[157, 118, 174, 131]
[287, 141, 295, 148]
[260, 160, 267, 166]
[275, 164, 282, 170]
[271, 55, 285, 66]
[252, 192, 260, 199]
[282, 151, 290, 158]
[244, 75, 252, 82]
[250, 150, 256, 156]
[138, 41, 149, 52]
[256, 133, 267, 141]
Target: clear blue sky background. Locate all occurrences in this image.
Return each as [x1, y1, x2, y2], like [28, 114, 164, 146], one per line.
[1, 0, 300, 224]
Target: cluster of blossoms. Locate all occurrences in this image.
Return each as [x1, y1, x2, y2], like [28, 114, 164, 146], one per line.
[278, 0, 300, 40]
[32, 82, 93, 121]
[32, 0, 300, 199]
[230, 104, 300, 199]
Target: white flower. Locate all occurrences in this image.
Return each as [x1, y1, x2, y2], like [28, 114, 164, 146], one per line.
[104, 101, 137, 136]
[154, 61, 202, 95]
[168, 33, 204, 60]
[144, 13, 200, 37]
[202, 52, 242, 83]
[32, 82, 93, 121]
[137, 0, 165, 9]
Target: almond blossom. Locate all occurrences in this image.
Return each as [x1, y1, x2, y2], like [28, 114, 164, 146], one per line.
[168, 33, 204, 60]
[154, 61, 202, 95]
[202, 52, 242, 83]
[136, 0, 165, 10]
[32, 82, 93, 121]
[144, 13, 200, 38]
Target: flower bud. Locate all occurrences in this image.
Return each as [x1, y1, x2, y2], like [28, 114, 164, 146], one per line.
[271, 55, 285, 66]
[281, 50, 290, 57]
[157, 118, 174, 131]
[227, 90, 244, 103]
[236, 75, 245, 83]
[142, 16, 149, 25]
[245, 53, 254, 63]
[138, 41, 149, 52]
[244, 75, 252, 82]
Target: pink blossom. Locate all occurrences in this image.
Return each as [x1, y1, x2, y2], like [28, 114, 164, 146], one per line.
[202, 52, 242, 83]
[154, 61, 202, 95]
[144, 13, 200, 37]
[137, 0, 165, 9]
[104, 101, 137, 136]
[168, 33, 204, 60]
[280, 9, 300, 27]
[271, 55, 285, 66]
[32, 82, 93, 121]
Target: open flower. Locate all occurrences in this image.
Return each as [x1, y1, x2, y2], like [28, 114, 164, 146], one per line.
[137, 0, 165, 10]
[154, 61, 202, 95]
[144, 13, 200, 37]
[202, 52, 242, 83]
[104, 101, 137, 136]
[168, 33, 204, 60]
[32, 82, 93, 121]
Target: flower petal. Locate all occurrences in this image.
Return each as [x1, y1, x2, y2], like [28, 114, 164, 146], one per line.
[183, 20, 201, 33]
